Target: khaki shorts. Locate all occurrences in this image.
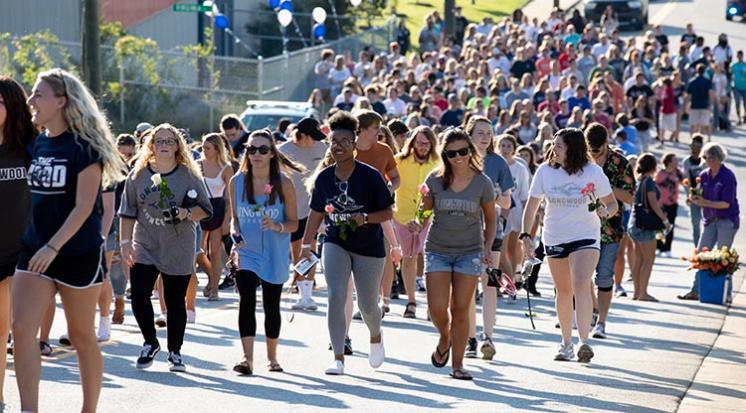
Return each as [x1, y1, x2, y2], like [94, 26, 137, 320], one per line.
[689, 109, 711, 126]
[659, 112, 677, 131]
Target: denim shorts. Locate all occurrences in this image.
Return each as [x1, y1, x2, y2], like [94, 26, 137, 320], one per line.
[628, 225, 656, 243]
[424, 251, 484, 276]
[595, 242, 620, 290]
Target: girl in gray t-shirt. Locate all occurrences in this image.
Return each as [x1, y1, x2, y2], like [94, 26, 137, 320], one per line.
[421, 129, 496, 381]
[119, 124, 212, 372]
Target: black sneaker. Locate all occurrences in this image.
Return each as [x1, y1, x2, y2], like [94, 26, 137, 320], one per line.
[344, 337, 353, 355]
[218, 276, 236, 290]
[136, 342, 161, 369]
[168, 351, 186, 372]
[465, 337, 478, 358]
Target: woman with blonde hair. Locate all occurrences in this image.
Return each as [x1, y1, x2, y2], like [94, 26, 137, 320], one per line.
[13, 68, 125, 413]
[119, 123, 213, 372]
[199, 133, 234, 301]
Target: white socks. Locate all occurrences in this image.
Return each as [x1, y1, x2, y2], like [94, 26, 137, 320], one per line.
[298, 280, 314, 301]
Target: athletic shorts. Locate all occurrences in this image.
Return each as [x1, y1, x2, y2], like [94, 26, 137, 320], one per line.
[689, 109, 711, 126]
[16, 246, 105, 289]
[0, 261, 16, 282]
[292, 217, 308, 242]
[544, 239, 599, 259]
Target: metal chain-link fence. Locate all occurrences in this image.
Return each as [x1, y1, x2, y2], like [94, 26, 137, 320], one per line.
[0, 22, 392, 135]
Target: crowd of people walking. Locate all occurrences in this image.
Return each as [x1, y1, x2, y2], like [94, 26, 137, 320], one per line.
[0, 4, 743, 412]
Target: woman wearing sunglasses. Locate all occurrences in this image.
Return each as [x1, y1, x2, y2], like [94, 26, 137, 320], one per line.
[228, 129, 301, 375]
[119, 123, 212, 373]
[422, 128, 497, 380]
[301, 111, 394, 376]
[12, 69, 125, 413]
[521, 128, 616, 363]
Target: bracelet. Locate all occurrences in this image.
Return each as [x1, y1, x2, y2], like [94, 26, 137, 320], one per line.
[391, 245, 402, 250]
[519, 232, 532, 240]
[278, 223, 285, 232]
[45, 244, 59, 254]
[301, 243, 312, 250]
[120, 239, 132, 246]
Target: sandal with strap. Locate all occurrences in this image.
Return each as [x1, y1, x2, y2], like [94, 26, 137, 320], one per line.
[431, 343, 451, 368]
[449, 368, 473, 380]
[233, 359, 253, 376]
[268, 362, 284, 372]
[403, 302, 416, 319]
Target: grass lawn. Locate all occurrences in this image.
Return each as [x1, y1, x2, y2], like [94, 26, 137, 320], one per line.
[366, 0, 528, 50]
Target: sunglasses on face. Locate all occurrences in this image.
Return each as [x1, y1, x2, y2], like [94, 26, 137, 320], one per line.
[248, 145, 271, 155]
[154, 139, 177, 147]
[445, 147, 470, 159]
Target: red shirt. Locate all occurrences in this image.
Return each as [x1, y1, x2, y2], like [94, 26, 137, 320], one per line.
[660, 86, 677, 114]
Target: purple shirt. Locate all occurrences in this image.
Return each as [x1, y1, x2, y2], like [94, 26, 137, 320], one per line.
[699, 164, 740, 229]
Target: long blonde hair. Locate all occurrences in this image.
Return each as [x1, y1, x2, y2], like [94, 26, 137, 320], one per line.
[201, 133, 231, 167]
[38, 68, 125, 187]
[132, 123, 202, 178]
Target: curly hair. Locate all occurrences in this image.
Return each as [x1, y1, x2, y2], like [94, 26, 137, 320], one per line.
[132, 123, 202, 179]
[328, 111, 359, 136]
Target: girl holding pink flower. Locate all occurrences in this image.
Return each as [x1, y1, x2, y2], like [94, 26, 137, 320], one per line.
[228, 129, 303, 375]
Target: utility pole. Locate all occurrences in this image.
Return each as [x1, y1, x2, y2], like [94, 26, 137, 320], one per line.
[444, 0, 455, 37]
[81, 0, 101, 98]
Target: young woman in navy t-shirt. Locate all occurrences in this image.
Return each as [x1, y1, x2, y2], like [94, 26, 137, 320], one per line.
[11, 69, 126, 413]
[0, 76, 36, 412]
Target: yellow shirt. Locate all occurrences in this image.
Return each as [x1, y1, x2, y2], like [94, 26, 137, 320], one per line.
[393, 155, 440, 224]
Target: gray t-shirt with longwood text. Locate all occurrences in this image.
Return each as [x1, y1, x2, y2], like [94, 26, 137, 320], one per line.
[425, 172, 495, 254]
[119, 165, 212, 275]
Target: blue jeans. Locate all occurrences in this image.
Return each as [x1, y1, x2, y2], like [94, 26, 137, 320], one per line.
[595, 242, 620, 290]
[690, 204, 702, 248]
[689, 218, 737, 297]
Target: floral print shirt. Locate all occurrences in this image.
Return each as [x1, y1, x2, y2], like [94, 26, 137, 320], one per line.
[600, 148, 635, 244]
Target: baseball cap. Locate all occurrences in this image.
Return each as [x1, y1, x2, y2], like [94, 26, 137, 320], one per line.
[296, 117, 326, 141]
[135, 122, 154, 135]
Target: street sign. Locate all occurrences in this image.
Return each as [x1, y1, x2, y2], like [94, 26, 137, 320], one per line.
[173, 4, 211, 12]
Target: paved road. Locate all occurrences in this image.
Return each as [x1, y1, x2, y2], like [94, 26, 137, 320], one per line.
[4, 1, 746, 412]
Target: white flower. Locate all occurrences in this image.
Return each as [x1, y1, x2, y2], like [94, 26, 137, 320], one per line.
[187, 189, 198, 199]
[150, 173, 162, 187]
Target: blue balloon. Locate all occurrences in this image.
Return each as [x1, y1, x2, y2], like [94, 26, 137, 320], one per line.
[214, 14, 229, 29]
[268, 0, 280, 8]
[313, 23, 326, 39]
[279, 0, 293, 12]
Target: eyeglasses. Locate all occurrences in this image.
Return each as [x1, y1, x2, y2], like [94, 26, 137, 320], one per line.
[247, 145, 271, 155]
[445, 147, 470, 158]
[154, 139, 177, 146]
[330, 138, 353, 148]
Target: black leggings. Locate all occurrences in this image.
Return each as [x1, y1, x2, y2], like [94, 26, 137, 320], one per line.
[235, 270, 283, 339]
[130, 263, 190, 353]
[657, 203, 678, 252]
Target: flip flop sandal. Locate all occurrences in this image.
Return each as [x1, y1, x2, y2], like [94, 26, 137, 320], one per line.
[233, 360, 253, 376]
[268, 362, 284, 372]
[449, 368, 473, 381]
[431, 343, 451, 368]
[403, 302, 416, 319]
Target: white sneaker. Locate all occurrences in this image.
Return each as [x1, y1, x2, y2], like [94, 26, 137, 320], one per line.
[324, 360, 345, 375]
[97, 317, 111, 342]
[554, 342, 575, 361]
[592, 322, 607, 339]
[186, 310, 196, 324]
[369, 331, 385, 369]
[291, 298, 306, 310]
[661, 251, 672, 258]
[614, 285, 628, 297]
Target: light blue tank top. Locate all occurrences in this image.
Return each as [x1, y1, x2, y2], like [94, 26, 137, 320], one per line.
[233, 173, 290, 285]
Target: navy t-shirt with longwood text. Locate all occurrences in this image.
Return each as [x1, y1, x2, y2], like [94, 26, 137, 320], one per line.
[310, 161, 394, 258]
[23, 132, 104, 255]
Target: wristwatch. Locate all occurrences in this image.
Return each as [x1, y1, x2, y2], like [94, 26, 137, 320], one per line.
[519, 232, 532, 240]
[363, 212, 369, 225]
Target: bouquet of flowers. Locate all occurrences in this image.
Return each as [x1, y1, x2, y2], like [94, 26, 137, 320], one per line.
[682, 177, 703, 197]
[414, 183, 433, 225]
[682, 246, 741, 275]
[325, 204, 358, 241]
[581, 182, 602, 212]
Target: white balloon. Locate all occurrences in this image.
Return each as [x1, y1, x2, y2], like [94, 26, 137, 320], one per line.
[350, 0, 362, 6]
[312, 7, 327, 23]
[277, 9, 293, 27]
